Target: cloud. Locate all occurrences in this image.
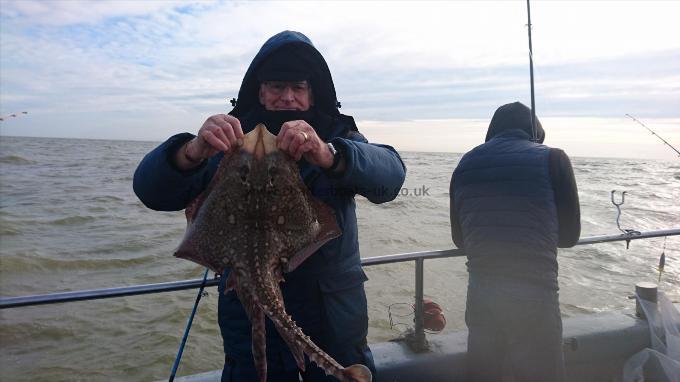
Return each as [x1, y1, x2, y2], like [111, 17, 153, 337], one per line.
[360, 117, 680, 161]
[0, 0, 201, 26]
[0, 0, 679, 160]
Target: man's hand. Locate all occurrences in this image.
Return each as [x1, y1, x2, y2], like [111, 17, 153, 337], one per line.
[277, 120, 334, 168]
[175, 114, 244, 170]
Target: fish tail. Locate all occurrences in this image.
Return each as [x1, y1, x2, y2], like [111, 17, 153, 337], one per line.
[252, 312, 268, 382]
[260, 293, 346, 379]
[343, 364, 373, 382]
[269, 305, 373, 382]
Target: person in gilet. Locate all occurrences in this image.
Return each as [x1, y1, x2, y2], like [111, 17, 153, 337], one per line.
[450, 101, 580, 382]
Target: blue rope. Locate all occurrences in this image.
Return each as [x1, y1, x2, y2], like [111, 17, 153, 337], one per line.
[169, 268, 209, 382]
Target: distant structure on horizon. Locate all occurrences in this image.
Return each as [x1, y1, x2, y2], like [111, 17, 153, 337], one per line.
[0, 111, 28, 122]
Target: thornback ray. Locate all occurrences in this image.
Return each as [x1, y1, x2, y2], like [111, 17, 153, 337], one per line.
[174, 124, 372, 382]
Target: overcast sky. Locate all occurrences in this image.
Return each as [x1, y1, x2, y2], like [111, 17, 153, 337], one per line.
[1, 0, 679, 159]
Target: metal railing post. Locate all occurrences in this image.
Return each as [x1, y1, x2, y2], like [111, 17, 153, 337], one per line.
[413, 258, 428, 351]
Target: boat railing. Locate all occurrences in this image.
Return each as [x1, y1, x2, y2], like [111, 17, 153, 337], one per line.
[2, 228, 679, 351]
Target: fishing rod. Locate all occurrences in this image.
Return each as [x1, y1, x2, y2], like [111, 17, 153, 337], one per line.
[0, 111, 28, 121]
[169, 268, 209, 382]
[2, 228, 680, 309]
[626, 114, 680, 158]
[526, 0, 538, 142]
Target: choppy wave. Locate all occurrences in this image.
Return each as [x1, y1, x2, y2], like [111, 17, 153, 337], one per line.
[0, 220, 20, 235]
[0, 155, 36, 165]
[0, 253, 158, 274]
[90, 195, 125, 203]
[49, 215, 98, 225]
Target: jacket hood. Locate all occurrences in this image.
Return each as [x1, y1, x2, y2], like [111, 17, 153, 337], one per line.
[229, 31, 340, 118]
[485, 101, 545, 143]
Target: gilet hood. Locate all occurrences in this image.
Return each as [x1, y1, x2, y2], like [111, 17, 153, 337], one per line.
[485, 101, 545, 143]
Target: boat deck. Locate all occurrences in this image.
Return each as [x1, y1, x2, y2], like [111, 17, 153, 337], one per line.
[173, 306, 652, 382]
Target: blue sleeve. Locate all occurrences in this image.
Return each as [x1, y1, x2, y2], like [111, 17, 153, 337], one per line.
[449, 171, 464, 248]
[328, 131, 406, 204]
[549, 148, 581, 247]
[133, 133, 219, 211]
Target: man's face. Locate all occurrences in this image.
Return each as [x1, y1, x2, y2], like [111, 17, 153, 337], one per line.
[258, 81, 313, 111]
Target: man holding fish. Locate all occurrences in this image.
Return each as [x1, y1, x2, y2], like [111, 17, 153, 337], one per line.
[134, 30, 405, 382]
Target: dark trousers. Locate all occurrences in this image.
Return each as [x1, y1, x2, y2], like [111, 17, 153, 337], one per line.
[465, 279, 565, 382]
[218, 273, 376, 382]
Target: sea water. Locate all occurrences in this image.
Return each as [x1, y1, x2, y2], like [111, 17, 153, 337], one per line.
[0, 136, 679, 381]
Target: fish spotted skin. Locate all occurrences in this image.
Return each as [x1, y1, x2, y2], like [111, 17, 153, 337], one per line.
[175, 125, 371, 382]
